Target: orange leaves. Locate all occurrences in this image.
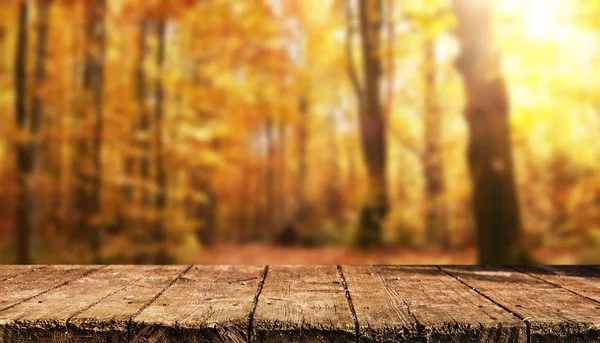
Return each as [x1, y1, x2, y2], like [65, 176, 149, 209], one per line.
[120, 0, 200, 22]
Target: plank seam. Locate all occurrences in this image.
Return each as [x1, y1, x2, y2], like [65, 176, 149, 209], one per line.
[337, 265, 359, 343]
[247, 265, 269, 343]
[0, 265, 106, 313]
[508, 266, 600, 306]
[0, 265, 47, 283]
[64, 272, 155, 333]
[126, 264, 193, 342]
[437, 266, 531, 343]
[373, 266, 426, 342]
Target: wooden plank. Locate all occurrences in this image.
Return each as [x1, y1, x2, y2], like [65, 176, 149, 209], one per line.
[69, 265, 189, 342]
[0, 265, 40, 282]
[343, 265, 526, 343]
[131, 265, 266, 343]
[514, 266, 600, 303]
[0, 265, 99, 311]
[340, 265, 418, 343]
[0, 265, 174, 343]
[441, 266, 600, 343]
[253, 265, 355, 343]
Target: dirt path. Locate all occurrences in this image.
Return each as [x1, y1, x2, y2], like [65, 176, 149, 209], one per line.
[193, 243, 583, 264]
[194, 243, 477, 264]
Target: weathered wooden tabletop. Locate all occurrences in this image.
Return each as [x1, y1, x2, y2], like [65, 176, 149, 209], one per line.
[0, 265, 598, 342]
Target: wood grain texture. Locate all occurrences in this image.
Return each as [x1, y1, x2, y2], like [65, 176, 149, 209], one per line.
[70, 265, 189, 342]
[0, 265, 100, 312]
[343, 265, 526, 343]
[253, 265, 355, 343]
[131, 265, 266, 343]
[0, 265, 598, 342]
[513, 266, 600, 303]
[0, 265, 40, 282]
[441, 266, 600, 343]
[0, 265, 173, 343]
[340, 265, 418, 343]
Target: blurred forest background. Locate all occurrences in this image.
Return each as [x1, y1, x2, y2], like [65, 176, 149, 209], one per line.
[0, 0, 599, 265]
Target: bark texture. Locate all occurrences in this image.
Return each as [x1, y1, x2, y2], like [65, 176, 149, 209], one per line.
[15, 2, 31, 264]
[73, 0, 106, 262]
[453, 0, 529, 264]
[422, 38, 449, 248]
[154, 20, 168, 263]
[346, 0, 388, 247]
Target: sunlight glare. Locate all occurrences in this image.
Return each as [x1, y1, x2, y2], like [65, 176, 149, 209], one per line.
[501, 0, 567, 41]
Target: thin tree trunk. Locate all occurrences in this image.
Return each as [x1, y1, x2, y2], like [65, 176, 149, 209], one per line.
[356, 0, 388, 247]
[15, 2, 31, 264]
[239, 162, 251, 241]
[453, 0, 529, 264]
[296, 95, 309, 226]
[194, 172, 216, 246]
[138, 21, 151, 210]
[129, 19, 151, 251]
[422, 37, 449, 248]
[326, 108, 343, 223]
[265, 114, 275, 237]
[73, 0, 105, 262]
[384, 0, 395, 123]
[65, 4, 82, 241]
[251, 159, 262, 240]
[29, 0, 50, 256]
[122, 19, 148, 223]
[90, 0, 106, 263]
[154, 19, 168, 263]
[548, 151, 571, 248]
[278, 122, 287, 225]
[31, 0, 50, 167]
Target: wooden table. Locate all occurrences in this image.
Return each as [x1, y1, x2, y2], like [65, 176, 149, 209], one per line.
[0, 265, 598, 342]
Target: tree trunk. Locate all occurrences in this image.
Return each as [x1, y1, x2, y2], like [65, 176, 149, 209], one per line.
[548, 151, 572, 248]
[73, 0, 105, 262]
[239, 161, 252, 241]
[384, 0, 394, 124]
[422, 37, 449, 248]
[122, 19, 149, 231]
[137, 21, 151, 210]
[277, 122, 287, 226]
[90, 0, 106, 263]
[30, 0, 51, 256]
[296, 95, 309, 227]
[325, 109, 343, 224]
[264, 114, 275, 237]
[154, 19, 168, 263]
[453, 0, 529, 264]
[356, 0, 388, 247]
[14, 2, 31, 264]
[193, 173, 216, 246]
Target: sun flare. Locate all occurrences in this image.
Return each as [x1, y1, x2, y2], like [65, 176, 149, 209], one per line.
[500, 0, 568, 41]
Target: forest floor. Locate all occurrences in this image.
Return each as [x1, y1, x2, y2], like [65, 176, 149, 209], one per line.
[194, 243, 585, 264]
[0, 242, 590, 264]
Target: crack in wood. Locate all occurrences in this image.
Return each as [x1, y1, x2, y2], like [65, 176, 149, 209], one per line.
[437, 266, 531, 343]
[337, 265, 359, 343]
[124, 265, 192, 342]
[0, 266, 46, 283]
[508, 266, 600, 306]
[247, 265, 269, 343]
[0, 265, 106, 313]
[1, 265, 598, 342]
[65, 278, 139, 333]
[372, 269, 426, 342]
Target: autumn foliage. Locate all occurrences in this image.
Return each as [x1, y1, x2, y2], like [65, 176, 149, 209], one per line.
[0, 0, 598, 264]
